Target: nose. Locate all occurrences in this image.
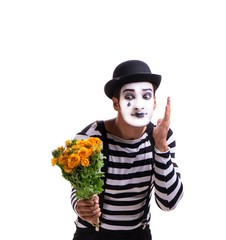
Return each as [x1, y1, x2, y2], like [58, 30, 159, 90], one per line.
[134, 97, 144, 110]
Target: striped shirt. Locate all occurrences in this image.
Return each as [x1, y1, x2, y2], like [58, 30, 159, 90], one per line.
[71, 121, 183, 231]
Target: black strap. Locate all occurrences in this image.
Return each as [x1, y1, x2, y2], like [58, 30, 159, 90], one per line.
[96, 120, 109, 224]
[142, 122, 155, 227]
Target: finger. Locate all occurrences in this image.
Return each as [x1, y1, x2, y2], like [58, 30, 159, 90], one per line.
[93, 195, 99, 204]
[156, 119, 162, 126]
[77, 203, 100, 217]
[164, 97, 171, 121]
[79, 206, 101, 220]
[167, 96, 171, 105]
[78, 198, 95, 207]
[79, 202, 100, 212]
[79, 206, 100, 216]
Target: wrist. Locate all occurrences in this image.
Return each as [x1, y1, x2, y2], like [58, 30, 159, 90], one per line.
[154, 145, 169, 153]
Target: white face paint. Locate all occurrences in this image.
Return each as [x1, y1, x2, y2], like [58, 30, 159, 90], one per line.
[119, 82, 155, 127]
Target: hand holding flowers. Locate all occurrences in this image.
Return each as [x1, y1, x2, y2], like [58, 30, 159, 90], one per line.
[51, 137, 105, 231]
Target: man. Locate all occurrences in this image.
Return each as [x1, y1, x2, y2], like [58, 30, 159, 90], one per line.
[71, 60, 183, 240]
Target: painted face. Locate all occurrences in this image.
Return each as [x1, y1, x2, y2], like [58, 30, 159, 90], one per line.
[119, 82, 155, 127]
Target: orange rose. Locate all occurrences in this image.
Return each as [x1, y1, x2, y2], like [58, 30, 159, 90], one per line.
[81, 158, 89, 167]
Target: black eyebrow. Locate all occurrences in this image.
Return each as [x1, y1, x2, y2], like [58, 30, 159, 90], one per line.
[122, 89, 134, 93]
[143, 88, 153, 92]
[122, 88, 153, 93]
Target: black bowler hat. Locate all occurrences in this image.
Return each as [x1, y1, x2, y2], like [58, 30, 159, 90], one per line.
[104, 60, 161, 99]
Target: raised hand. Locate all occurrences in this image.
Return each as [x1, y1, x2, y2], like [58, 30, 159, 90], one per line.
[153, 97, 171, 152]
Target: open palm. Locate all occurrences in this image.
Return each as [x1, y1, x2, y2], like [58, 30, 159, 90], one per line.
[153, 97, 171, 152]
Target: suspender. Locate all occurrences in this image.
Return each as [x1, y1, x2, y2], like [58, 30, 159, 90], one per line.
[142, 122, 155, 228]
[96, 120, 109, 224]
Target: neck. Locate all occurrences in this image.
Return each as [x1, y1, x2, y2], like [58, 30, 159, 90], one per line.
[110, 117, 146, 140]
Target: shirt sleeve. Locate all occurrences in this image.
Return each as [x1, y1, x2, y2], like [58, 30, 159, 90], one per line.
[71, 187, 78, 212]
[152, 128, 184, 211]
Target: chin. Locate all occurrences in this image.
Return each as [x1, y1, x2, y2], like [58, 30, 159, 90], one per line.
[131, 124, 148, 128]
[127, 121, 150, 128]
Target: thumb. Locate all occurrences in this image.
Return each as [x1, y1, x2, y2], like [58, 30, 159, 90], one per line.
[93, 195, 99, 204]
[156, 118, 162, 126]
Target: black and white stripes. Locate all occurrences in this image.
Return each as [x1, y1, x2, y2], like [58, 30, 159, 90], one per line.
[71, 121, 183, 231]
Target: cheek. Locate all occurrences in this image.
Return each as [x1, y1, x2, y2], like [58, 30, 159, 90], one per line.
[146, 100, 154, 109]
[120, 99, 131, 109]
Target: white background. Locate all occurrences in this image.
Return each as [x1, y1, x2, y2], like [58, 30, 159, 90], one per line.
[0, 0, 226, 239]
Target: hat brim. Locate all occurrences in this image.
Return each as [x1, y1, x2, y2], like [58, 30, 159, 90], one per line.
[104, 73, 161, 99]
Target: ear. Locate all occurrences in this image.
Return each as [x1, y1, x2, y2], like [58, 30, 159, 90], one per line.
[112, 97, 120, 110]
[154, 96, 157, 110]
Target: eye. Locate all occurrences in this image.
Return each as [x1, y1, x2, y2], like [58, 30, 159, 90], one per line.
[143, 92, 152, 100]
[124, 93, 135, 100]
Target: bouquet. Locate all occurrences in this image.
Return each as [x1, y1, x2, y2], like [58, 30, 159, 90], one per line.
[51, 137, 105, 231]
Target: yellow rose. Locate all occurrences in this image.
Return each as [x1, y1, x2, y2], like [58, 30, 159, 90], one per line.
[51, 157, 58, 166]
[81, 158, 89, 167]
[65, 140, 72, 147]
[59, 155, 68, 166]
[78, 147, 93, 158]
[68, 153, 80, 168]
[63, 166, 73, 173]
